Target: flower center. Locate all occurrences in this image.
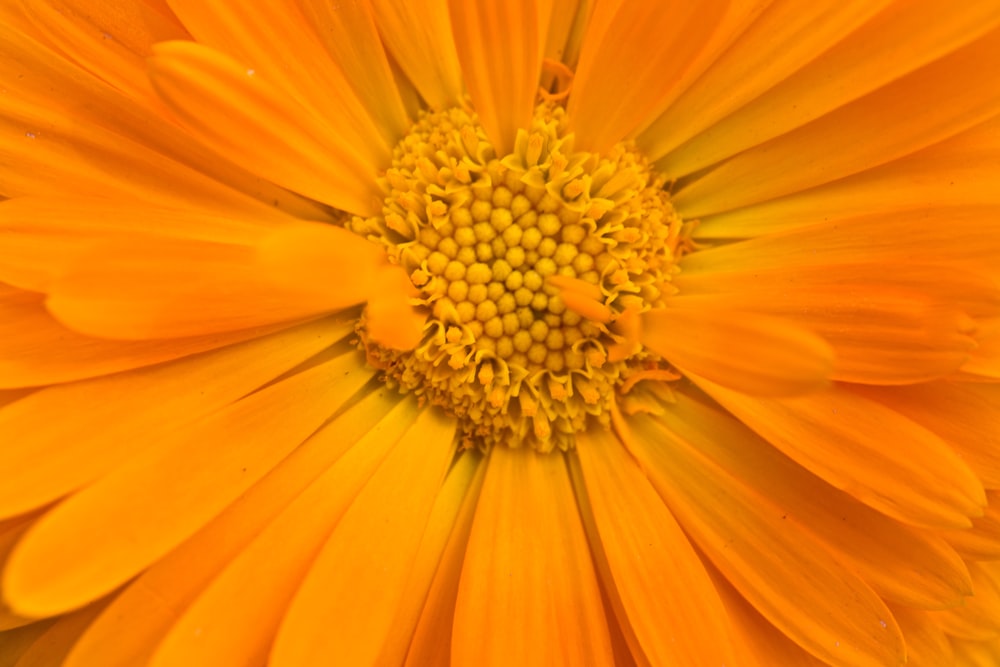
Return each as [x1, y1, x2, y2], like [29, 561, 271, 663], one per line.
[353, 104, 687, 451]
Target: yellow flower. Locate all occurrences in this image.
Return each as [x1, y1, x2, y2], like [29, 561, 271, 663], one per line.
[2, 1, 999, 665]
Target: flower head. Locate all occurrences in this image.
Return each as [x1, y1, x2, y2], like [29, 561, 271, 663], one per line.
[2, 1, 1000, 665]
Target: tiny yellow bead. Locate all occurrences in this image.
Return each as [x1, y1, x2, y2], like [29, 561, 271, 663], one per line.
[538, 213, 561, 236]
[467, 262, 492, 285]
[477, 300, 498, 321]
[447, 281, 469, 302]
[471, 199, 492, 222]
[513, 330, 533, 353]
[521, 227, 542, 250]
[454, 226, 476, 247]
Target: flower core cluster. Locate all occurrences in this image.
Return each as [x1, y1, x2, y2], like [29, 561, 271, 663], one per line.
[353, 104, 687, 451]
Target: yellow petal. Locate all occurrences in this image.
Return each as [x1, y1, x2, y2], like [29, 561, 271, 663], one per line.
[447, 0, 541, 154]
[619, 410, 906, 667]
[452, 446, 614, 665]
[572, 428, 736, 666]
[674, 25, 1000, 217]
[65, 388, 405, 667]
[148, 40, 380, 215]
[0, 316, 350, 519]
[269, 408, 455, 666]
[694, 378, 987, 529]
[3, 352, 371, 617]
[641, 303, 833, 396]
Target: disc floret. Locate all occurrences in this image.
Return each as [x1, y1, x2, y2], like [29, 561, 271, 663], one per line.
[353, 104, 685, 451]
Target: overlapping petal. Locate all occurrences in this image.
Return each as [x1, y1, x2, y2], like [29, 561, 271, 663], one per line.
[1, 1, 999, 665]
[3, 349, 373, 618]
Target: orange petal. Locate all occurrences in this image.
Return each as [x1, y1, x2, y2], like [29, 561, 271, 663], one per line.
[641, 303, 833, 396]
[856, 382, 1000, 490]
[567, 0, 727, 152]
[639, 0, 890, 162]
[46, 223, 384, 340]
[656, 0, 1000, 174]
[0, 316, 349, 519]
[889, 605, 956, 666]
[269, 408, 456, 666]
[447, 0, 541, 154]
[0, 618, 57, 663]
[619, 410, 906, 667]
[364, 266, 427, 351]
[658, 392, 973, 611]
[0, 197, 275, 292]
[369, 0, 463, 110]
[0, 512, 42, 631]
[8, 599, 110, 667]
[950, 636, 1000, 663]
[0, 285, 289, 388]
[680, 206, 1000, 285]
[941, 491, 1000, 561]
[960, 316, 1000, 381]
[20, 0, 188, 103]
[165, 0, 396, 155]
[673, 25, 1000, 217]
[572, 428, 736, 665]
[65, 387, 405, 667]
[0, 23, 326, 219]
[452, 446, 614, 665]
[933, 561, 1000, 640]
[540, 0, 584, 68]
[706, 560, 828, 667]
[2, 351, 372, 617]
[693, 378, 987, 529]
[378, 451, 483, 665]
[404, 452, 486, 666]
[297, 0, 411, 143]
[674, 265, 995, 385]
[694, 115, 1000, 240]
[148, 40, 381, 215]
[147, 397, 422, 667]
